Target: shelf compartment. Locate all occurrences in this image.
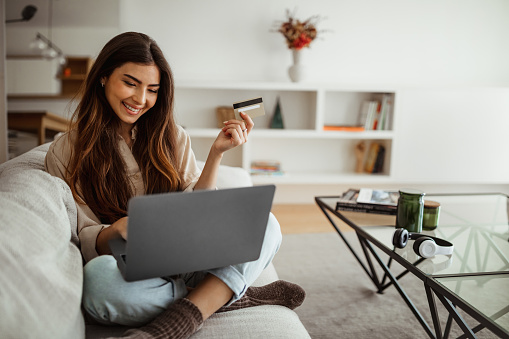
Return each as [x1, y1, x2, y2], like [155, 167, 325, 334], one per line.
[174, 88, 317, 130]
[248, 138, 392, 179]
[322, 91, 395, 131]
[188, 135, 243, 168]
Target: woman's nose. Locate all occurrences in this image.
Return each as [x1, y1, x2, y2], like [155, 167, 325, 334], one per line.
[132, 88, 146, 105]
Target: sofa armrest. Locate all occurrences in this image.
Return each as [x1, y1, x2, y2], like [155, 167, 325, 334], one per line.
[196, 161, 252, 188]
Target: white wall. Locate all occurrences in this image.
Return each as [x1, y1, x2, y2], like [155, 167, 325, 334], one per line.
[5, 0, 509, 200]
[118, 0, 509, 86]
[7, 0, 509, 86]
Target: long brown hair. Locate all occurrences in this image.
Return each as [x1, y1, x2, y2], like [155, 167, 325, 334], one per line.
[67, 32, 182, 224]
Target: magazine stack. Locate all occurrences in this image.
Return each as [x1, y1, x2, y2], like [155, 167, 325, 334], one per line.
[336, 188, 399, 215]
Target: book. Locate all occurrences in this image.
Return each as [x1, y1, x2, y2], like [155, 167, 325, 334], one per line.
[358, 101, 378, 130]
[335, 205, 397, 215]
[335, 188, 398, 215]
[356, 188, 399, 206]
[323, 125, 365, 132]
[250, 160, 284, 176]
[372, 144, 385, 173]
[372, 101, 382, 130]
[364, 142, 385, 173]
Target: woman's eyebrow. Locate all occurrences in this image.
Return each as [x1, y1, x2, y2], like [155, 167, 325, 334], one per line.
[123, 74, 160, 87]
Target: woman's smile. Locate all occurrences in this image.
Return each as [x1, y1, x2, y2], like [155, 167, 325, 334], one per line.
[123, 101, 143, 115]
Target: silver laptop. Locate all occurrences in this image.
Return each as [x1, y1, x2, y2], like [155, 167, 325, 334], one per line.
[109, 185, 276, 282]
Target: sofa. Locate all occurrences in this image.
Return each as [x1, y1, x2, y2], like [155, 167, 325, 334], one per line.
[0, 143, 310, 339]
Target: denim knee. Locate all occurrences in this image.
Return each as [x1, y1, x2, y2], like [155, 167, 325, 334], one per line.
[266, 212, 283, 255]
[82, 255, 186, 326]
[82, 255, 125, 324]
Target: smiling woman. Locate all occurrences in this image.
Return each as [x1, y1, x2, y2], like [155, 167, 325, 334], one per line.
[43, 31, 304, 339]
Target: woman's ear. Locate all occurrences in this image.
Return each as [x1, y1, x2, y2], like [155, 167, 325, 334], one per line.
[100, 77, 107, 87]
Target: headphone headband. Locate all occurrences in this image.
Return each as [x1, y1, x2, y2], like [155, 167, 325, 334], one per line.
[393, 228, 454, 258]
[408, 232, 453, 248]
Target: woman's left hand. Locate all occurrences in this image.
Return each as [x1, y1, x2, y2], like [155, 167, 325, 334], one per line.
[213, 112, 254, 154]
[195, 112, 254, 190]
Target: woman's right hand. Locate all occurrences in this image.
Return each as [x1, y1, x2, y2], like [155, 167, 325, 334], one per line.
[112, 216, 129, 240]
[96, 216, 129, 255]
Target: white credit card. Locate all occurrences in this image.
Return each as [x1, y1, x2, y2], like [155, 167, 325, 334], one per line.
[233, 97, 265, 120]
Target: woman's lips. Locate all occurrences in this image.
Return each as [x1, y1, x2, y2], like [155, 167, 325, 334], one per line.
[123, 101, 142, 115]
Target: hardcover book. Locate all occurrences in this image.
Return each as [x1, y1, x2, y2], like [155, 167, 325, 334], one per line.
[336, 188, 398, 215]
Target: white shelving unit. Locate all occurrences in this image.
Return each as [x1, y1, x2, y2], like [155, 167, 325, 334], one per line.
[175, 82, 397, 185]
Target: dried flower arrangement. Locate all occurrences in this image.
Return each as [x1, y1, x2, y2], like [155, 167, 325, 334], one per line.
[274, 9, 322, 50]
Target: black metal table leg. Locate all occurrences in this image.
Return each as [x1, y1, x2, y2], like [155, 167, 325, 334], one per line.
[361, 237, 436, 338]
[434, 293, 477, 339]
[425, 284, 443, 339]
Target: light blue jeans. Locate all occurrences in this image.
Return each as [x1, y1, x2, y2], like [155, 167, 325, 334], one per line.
[82, 213, 282, 326]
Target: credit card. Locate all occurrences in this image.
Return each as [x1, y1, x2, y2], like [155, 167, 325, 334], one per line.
[233, 97, 265, 120]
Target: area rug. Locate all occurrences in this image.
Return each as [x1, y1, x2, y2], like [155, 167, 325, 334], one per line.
[272, 232, 499, 339]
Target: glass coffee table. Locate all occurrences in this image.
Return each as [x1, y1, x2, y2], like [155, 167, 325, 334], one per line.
[315, 193, 509, 338]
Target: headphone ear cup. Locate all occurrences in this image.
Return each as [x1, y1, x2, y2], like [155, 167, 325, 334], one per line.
[413, 236, 437, 258]
[393, 228, 409, 249]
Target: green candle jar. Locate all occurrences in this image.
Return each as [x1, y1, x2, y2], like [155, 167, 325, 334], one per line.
[396, 189, 425, 232]
[422, 200, 441, 231]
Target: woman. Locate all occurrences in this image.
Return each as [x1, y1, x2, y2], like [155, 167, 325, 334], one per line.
[45, 32, 304, 339]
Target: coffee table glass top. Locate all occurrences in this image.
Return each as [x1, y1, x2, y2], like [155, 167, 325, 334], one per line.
[320, 193, 509, 277]
[434, 274, 509, 332]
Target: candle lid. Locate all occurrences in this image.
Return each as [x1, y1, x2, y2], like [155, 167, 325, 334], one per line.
[424, 200, 440, 208]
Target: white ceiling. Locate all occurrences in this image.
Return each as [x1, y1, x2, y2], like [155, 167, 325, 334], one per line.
[5, 0, 119, 28]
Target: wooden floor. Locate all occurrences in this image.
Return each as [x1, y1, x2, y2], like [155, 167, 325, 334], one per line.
[271, 204, 354, 234]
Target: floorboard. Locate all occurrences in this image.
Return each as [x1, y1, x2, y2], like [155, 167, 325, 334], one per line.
[271, 204, 353, 234]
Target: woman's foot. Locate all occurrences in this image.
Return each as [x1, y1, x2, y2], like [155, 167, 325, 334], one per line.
[216, 280, 305, 313]
[112, 298, 203, 339]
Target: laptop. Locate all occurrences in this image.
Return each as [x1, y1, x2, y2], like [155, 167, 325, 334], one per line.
[109, 184, 276, 282]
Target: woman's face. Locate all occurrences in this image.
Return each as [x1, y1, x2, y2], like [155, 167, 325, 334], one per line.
[102, 62, 160, 134]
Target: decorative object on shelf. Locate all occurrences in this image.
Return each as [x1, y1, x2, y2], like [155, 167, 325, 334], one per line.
[354, 141, 366, 173]
[273, 9, 325, 82]
[269, 97, 284, 129]
[216, 106, 235, 128]
[288, 49, 306, 82]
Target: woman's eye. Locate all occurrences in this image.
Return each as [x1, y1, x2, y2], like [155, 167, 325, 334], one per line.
[123, 81, 135, 87]
[149, 89, 158, 94]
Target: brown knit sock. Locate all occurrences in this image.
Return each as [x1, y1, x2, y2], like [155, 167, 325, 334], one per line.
[216, 280, 305, 313]
[113, 298, 203, 339]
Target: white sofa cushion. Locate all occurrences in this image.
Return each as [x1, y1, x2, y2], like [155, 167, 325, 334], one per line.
[0, 143, 85, 339]
[196, 160, 253, 188]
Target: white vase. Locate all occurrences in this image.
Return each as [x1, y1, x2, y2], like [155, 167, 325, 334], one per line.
[288, 49, 306, 82]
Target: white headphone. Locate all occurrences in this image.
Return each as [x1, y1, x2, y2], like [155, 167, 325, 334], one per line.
[392, 228, 454, 259]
